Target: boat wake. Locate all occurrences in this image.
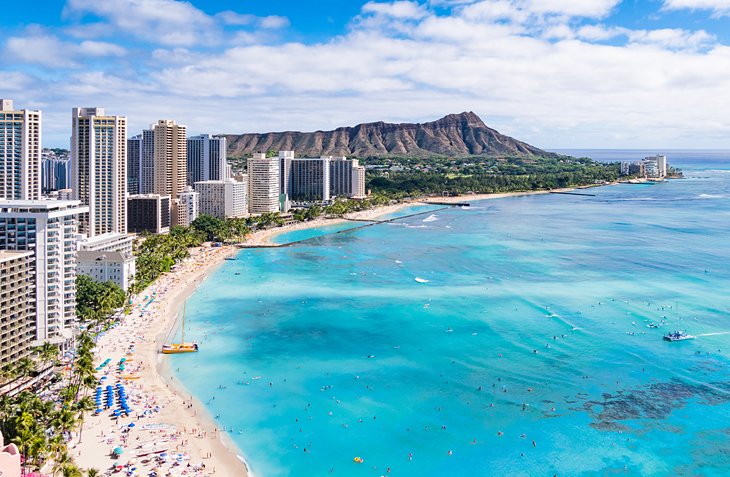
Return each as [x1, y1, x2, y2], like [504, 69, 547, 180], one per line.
[695, 331, 730, 337]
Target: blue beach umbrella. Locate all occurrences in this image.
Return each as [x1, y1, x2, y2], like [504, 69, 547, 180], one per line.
[113, 447, 124, 455]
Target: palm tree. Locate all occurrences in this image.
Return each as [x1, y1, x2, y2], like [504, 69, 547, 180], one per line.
[74, 396, 96, 444]
[34, 342, 59, 370]
[14, 357, 35, 380]
[86, 469, 100, 477]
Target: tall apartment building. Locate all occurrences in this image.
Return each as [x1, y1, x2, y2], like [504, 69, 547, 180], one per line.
[127, 194, 170, 234]
[128, 131, 155, 195]
[0, 250, 35, 368]
[0, 99, 41, 200]
[177, 186, 199, 226]
[71, 107, 127, 237]
[0, 200, 88, 347]
[42, 156, 71, 193]
[329, 156, 366, 198]
[247, 154, 280, 214]
[289, 157, 331, 203]
[127, 134, 141, 195]
[152, 120, 187, 203]
[187, 134, 226, 185]
[195, 178, 248, 219]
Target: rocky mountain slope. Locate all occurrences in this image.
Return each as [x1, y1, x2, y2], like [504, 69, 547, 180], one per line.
[223, 112, 549, 158]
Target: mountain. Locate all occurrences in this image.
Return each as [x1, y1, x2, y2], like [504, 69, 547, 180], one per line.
[223, 112, 550, 159]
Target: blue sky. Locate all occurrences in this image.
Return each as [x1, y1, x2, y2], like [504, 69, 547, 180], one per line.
[2, 0, 730, 148]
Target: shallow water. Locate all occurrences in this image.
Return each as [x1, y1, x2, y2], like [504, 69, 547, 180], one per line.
[173, 152, 730, 477]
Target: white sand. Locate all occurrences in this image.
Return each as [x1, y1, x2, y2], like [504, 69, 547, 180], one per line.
[74, 244, 249, 477]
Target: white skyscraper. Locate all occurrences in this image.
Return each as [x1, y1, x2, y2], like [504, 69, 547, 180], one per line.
[71, 107, 127, 237]
[0, 200, 88, 348]
[0, 99, 41, 200]
[187, 135, 227, 185]
[247, 154, 280, 214]
[195, 179, 247, 219]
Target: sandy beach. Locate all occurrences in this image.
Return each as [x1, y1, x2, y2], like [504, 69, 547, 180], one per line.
[74, 244, 250, 477]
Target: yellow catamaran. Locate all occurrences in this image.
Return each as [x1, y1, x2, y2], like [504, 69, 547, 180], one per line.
[162, 304, 199, 354]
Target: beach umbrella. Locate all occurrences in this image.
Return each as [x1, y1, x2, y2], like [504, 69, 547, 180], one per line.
[113, 447, 124, 455]
[128, 423, 136, 428]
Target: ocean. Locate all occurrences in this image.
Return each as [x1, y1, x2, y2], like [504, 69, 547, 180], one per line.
[172, 150, 730, 477]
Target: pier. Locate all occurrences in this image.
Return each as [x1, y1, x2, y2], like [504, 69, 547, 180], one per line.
[549, 191, 596, 197]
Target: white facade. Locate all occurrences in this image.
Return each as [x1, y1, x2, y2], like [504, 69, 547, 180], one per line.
[645, 155, 667, 178]
[71, 107, 127, 237]
[77, 251, 136, 292]
[643, 158, 659, 178]
[195, 179, 248, 218]
[247, 154, 280, 214]
[0, 200, 88, 347]
[78, 232, 134, 255]
[178, 186, 199, 226]
[0, 99, 42, 200]
[352, 163, 366, 198]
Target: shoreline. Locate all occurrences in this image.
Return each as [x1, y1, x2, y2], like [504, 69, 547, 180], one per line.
[74, 244, 250, 476]
[249, 186, 597, 246]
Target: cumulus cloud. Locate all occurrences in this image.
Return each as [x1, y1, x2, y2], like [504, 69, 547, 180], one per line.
[4, 30, 126, 67]
[64, 0, 218, 46]
[362, 1, 429, 19]
[663, 0, 730, 16]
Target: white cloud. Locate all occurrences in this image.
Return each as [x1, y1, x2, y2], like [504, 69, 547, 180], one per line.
[362, 1, 429, 19]
[11, 0, 730, 149]
[663, 0, 730, 16]
[3, 30, 127, 67]
[64, 0, 218, 46]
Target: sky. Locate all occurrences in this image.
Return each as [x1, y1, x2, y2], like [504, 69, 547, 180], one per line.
[2, 0, 730, 149]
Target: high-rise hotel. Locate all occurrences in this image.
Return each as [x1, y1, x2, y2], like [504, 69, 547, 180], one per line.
[71, 107, 127, 237]
[247, 153, 280, 214]
[0, 200, 87, 348]
[187, 134, 227, 185]
[0, 99, 41, 200]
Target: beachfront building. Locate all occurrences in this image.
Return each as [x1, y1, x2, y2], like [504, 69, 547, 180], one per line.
[195, 179, 247, 219]
[288, 157, 331, 204]
[645, 155, 667, 178]
[78, 232, 134, 254]
[127, 194, 170, 234]
[278, 151, 294, 213]
[329, 156, 366, 198]
[0, 251, 35, 368]
[643, 157, 659, 178]
[71, 107, 127, 238]
[247, 154, 280, 214]
[0, 99, 42, 201]
[77, 250, 136, 291]
[0, 200, 88, 348]
[187, 134, 226, 186]
[177, 186, 199, 226]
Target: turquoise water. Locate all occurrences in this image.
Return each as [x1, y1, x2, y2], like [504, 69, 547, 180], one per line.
[173, 153, 730, 477]
[272, 204, 446, 245]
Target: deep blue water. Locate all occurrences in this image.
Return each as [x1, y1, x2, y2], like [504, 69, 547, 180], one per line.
[172, 151, 730, 477]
